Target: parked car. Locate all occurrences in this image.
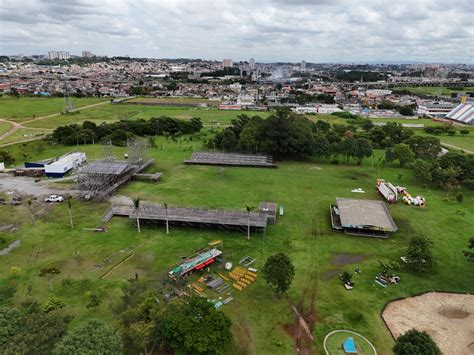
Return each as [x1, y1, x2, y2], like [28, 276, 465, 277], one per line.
[45, 195, 64, 203]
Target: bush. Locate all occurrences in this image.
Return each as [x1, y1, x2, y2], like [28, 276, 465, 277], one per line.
[393, 329, 441, 355]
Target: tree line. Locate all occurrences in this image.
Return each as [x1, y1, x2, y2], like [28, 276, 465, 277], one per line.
[51, 116, 203, 146]
[207, 109, 474, 190]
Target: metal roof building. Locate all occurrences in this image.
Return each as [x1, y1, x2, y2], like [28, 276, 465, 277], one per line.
[445, 103, 474, 125]
[330, 198, 398, 238]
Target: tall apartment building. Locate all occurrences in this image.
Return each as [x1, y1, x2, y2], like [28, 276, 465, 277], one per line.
[82, 51, 93, 58]
[48, 51, 70, 60]
[301, 60, 306, 72]
[223, 58, 233, 68]
[249, 58, 255, 70]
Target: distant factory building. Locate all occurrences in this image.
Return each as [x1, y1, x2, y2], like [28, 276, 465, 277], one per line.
[223, 59, 233, 68]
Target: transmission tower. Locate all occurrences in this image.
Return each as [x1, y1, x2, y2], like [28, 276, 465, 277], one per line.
[63, 81, 74, 113]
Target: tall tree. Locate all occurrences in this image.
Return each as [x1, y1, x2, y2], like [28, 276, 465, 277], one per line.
[0, 303, 70, 354]
[406, 235, 435, 272]
[160, 296, 232, 355]
[53, 319, 122, 355]
[262, 253, 295, 294]
[392, 143, 415, 167]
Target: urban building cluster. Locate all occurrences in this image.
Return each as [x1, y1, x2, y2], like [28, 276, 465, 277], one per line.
[0, 53, 473, 124]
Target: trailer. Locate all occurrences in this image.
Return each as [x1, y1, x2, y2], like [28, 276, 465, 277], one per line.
[376, 179, 398, 203]
[169, 248, 222, 277]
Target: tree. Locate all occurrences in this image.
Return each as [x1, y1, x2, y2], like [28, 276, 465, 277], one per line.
[133, 197, 141, 233]
[398, 105, 414, 116]
[0, 303, 70, 354]
[393, 329, 441, 355]
[353, 138, 373, 165]
[392, 143, 415, 167]
[160, 296, 232, 354]
[413, 159, 433, 183]
[262, 253, 295, 294]
[406, 235, 434, 272]
[407, 136, 442, 160]
[53, 319, 122, 355]
[67, 196, 73, 229]
[0, 151, 15, 165]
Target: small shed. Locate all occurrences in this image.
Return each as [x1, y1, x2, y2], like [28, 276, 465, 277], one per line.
[259, 202, 277, 224]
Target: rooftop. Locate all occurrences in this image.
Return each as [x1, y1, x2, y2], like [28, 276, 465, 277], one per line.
[335, 197, 398, 232]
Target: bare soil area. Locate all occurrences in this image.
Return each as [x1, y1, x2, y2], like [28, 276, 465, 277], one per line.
[382, 292, 474, 355]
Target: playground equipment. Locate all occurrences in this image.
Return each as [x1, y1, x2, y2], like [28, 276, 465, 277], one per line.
[398, 186, 426, 207]
[376, 179, 425, 207]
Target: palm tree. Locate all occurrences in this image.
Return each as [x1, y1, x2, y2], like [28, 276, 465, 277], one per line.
[133, 197, 141, 233]
[164, 202, 169, 234]
[245, 205, 255, 240]
[67, 196, 73, 229]
[27, 199, 34, 225]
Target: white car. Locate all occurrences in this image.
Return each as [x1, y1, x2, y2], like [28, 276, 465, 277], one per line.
[45, 195, 65, 203]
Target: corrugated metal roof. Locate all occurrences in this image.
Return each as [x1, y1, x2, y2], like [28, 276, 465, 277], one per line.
[336, 198, 398, 232]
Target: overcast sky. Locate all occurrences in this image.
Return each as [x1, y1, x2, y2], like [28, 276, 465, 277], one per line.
[1, 0, 473, 63]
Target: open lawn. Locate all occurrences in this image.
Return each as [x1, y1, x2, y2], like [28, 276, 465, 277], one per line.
[393, 86, 474, 96]
[126, 97, 222, 106]
[23, 104, 269, 130]
[0, 96, 109, 121]
[1, 136, 473, 354]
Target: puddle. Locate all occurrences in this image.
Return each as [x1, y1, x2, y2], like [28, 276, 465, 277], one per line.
[330, 253, 366, 265]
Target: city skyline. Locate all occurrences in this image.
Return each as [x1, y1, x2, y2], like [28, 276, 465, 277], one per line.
[1, 0, 473, 64]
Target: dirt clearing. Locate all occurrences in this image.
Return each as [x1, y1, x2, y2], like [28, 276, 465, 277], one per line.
[382, 292, 474, 355]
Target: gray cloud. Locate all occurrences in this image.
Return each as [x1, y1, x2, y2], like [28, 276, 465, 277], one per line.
[0, 0, 472, 63]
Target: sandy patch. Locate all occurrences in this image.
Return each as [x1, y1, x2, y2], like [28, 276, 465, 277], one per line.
[382, 292, 474, 355]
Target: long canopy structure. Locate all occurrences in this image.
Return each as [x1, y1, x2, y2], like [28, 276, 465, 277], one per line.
[129, 202, 268, 232]
[184, 152, 277, 168]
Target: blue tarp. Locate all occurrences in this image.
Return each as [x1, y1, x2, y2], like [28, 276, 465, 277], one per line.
[343, 337, 357, 353]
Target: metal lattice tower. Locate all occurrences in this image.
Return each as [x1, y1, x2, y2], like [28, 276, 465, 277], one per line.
[63, 81, 74, 113]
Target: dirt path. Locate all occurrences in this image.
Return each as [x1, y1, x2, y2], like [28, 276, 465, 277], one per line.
[21, 100, 109, 125]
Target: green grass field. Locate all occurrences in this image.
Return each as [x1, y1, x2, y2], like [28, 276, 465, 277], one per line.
[393, 86, 474, 96]
[126, 97, 222, 106]
[0, 96, 109, 121]
[1, 136, 473, 354]
[0, 121, 12, 136]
